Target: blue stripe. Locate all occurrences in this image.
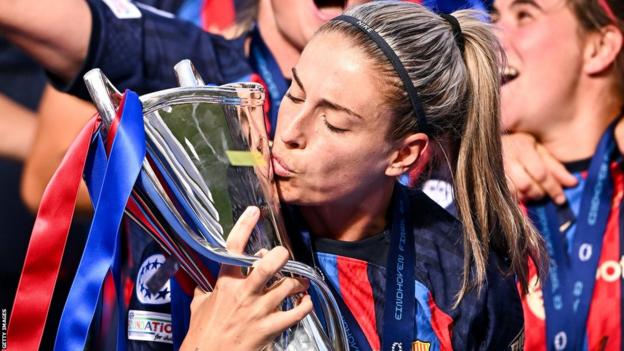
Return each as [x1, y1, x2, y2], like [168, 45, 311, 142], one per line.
[316, 252, 340, 295]
[176, 0, 203, 27]
[562, 174, 585, 255]
[414, 281, 441, 351]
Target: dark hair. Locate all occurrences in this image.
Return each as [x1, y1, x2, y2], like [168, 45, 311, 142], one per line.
[568, 0, 624, 91]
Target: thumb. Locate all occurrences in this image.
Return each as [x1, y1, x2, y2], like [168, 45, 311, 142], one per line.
[225, 206, 260, 254]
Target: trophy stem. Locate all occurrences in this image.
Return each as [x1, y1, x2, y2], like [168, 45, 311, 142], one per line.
[83, 68, 123, 129]
[174, 59, 205, 87]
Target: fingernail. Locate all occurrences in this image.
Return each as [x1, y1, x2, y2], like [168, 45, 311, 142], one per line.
[555, 195, 566, 205]
[246, 206, 259, 216]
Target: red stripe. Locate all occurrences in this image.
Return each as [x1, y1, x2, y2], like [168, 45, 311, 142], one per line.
[427, 294, 454, 351]
[336, 256, 380, 350]
[520, 260, 547, 351]
[124, 275, 134, 307]
[586, 162, 623, 350]
[99, 273, 117, 345]
[7, 117, 99, 351]
[174, 270, 197, 296]
[201, 0, 235, 31]
[598, 0, 617, 22]
[125, 197, 210, 289]
[105, 94, 126, 153]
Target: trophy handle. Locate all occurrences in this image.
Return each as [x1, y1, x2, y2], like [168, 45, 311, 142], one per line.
[174, 59, 206, 87]
[83, 68, 123, 129]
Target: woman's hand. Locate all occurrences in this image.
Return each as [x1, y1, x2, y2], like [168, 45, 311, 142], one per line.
[180, 206, 313, 351]
[502, 133, 577, 204]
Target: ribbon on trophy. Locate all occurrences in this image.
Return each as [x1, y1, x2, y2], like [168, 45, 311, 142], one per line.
[55, 91, 145, 350]
[7, 90, 145, 350]
[7, 116, 99, 351]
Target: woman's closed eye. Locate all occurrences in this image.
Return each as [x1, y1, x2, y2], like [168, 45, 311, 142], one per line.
[322, 114, 349, 133]
[286, 92, 305, 104]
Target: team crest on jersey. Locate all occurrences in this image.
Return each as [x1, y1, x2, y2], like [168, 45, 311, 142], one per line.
[136, 254, 171, 305]
[412, 340, 431, 351]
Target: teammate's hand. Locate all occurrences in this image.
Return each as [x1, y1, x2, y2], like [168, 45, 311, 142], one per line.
[180, 206, 313, 351]
[502, 133, 578, 204]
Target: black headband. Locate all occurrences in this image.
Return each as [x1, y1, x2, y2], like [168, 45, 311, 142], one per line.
[439, 13, 465, 54]
[334, 15, 431, 135]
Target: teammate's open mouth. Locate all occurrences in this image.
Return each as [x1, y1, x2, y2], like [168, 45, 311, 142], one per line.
[502, 65, 519, 85]
[314, 0, 348, 10]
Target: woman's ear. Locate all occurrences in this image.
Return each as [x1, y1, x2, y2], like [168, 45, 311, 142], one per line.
[385, 133, 429, 177]
[584, 24, 623, 75]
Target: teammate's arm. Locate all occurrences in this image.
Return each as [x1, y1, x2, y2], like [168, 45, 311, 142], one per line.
[2, 0, 251, 100]
[0, 0, 91, 82]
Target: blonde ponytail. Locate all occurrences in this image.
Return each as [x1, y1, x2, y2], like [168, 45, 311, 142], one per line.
[453, 11, 546, 300]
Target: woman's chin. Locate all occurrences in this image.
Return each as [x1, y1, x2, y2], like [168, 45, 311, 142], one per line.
[276, 185, 318, 206]
[275, 180, 299, 204]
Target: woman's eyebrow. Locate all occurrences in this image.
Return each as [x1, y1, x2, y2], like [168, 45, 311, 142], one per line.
[318, 99, 363, 120]
[292, 67, 362, 120]
[292, 67, 306, 94]
[510, 0, 543, 10]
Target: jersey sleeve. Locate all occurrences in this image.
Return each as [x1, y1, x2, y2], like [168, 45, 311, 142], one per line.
[51, 0, 253, 100]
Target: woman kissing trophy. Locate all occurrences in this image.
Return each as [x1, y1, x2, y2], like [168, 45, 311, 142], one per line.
[83, 59, 348, 351]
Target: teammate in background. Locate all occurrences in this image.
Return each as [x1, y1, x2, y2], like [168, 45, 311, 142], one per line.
[493, 0, 624, 349]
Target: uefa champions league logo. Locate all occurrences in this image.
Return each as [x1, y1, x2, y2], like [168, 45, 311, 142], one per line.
[136, 254, 171, 305]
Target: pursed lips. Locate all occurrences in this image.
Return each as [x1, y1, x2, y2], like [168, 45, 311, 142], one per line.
[271, 154, 296, 177]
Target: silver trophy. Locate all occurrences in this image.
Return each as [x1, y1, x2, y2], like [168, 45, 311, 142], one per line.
[84, 60, 348, 351]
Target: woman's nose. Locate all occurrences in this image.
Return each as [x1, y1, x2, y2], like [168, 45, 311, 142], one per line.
[277, 113, 308, 150]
